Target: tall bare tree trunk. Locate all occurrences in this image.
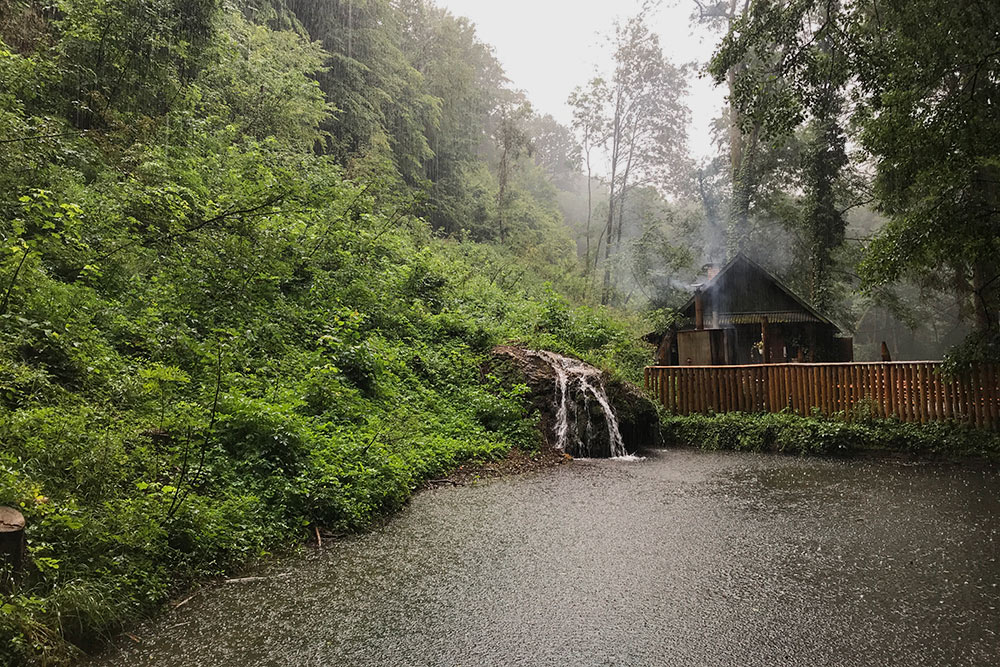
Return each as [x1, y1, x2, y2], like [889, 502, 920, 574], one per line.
[601, 89, 625, 305]
[601, 193, 616, 305]
[615, 115, 640, 251]
[497, 142, 509, 243]
[584, 134, 593, 278]
[725, 0, 754, 259]
[728, 123, 758, 258]
[696, 170, 723, 262]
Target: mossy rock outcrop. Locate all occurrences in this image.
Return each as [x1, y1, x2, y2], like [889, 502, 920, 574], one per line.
[489, 346, 659, 457]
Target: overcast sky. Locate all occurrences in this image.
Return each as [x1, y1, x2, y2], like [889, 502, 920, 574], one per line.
[433, 0, 727, 162]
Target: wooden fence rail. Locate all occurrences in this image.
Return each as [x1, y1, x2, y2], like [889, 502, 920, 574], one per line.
[644, 362, 1000, 429]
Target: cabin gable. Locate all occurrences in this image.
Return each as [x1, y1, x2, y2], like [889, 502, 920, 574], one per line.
[680, 255, 835, 327]
[655, 253, 852, 366]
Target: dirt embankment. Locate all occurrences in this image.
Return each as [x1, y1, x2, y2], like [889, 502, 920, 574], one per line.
[423, 447, 572, 488]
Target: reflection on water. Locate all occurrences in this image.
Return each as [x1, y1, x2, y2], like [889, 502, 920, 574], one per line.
[90, 451, 1000, 667]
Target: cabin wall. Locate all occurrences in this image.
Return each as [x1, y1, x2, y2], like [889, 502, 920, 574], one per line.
[666, 323, 852, 366]
[677, 329, 728, 365]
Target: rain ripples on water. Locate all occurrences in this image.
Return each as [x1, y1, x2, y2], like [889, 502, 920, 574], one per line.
[91, 451, 1000, 667]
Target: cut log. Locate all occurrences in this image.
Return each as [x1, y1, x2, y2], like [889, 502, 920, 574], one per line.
[0, 506, 26, 593]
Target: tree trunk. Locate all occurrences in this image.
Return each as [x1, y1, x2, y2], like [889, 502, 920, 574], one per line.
[972, 260, 997, 333]
[601, 90, 625, 306]
[697, 170, 723, 262]
[584, 142, 593, 277]
[614, 117, 640, 261]
[728, 124, 758, 258]
[497, 142, 509, 243]
[972, 164, 1000, 334]
[601, 193, 615, 305]
[725, 0, 754, 259]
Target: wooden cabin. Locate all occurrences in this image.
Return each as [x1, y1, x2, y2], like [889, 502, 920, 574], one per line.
[650, 254, 853, 366]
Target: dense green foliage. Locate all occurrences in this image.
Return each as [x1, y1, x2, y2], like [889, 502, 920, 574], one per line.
[709, 0, 999, 359]
[0, 0, 652, 663]
[661, 411, 1000, 460]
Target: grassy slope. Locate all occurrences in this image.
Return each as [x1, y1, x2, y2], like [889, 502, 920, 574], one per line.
[0, 135, 649, 663]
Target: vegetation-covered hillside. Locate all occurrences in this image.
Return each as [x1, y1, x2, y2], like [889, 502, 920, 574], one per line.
[0, 0, 651, 662]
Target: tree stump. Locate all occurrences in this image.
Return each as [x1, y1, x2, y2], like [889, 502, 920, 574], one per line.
[0, 506, 26, 594]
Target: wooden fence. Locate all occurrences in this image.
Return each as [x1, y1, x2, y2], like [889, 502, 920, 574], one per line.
[644, 362, 1000, 429]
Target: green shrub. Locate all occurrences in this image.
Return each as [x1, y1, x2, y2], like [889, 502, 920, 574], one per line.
[660, 411, 1000, 459]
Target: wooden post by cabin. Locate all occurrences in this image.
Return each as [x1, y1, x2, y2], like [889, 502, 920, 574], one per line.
[881, 364, 889, 417]
[972, 365, 983, 428]
[694, 291, 705, 331]
[987, 365, 998, 427]
[916, 364, 928, 423]
[906, 364, 918, 422]
[760, 316, 771, 364]
[1, 506, 25, 594]
[655, 331, 675, 366]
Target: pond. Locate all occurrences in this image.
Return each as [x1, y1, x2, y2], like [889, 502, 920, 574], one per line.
[90, 450, 1000, 666]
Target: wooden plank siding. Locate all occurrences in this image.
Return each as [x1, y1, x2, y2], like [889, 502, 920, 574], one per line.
[644, 362, 1000, 429]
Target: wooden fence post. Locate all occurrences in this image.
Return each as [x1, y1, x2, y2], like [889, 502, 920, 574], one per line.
[1, 507, 25, 594]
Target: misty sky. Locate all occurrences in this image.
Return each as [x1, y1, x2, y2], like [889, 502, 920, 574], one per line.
[434, 0, 727, 162]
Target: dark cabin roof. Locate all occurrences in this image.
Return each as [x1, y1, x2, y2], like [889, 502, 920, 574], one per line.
[680, 254, 839, 329]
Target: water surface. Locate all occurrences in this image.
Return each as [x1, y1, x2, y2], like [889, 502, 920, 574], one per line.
[91, 450, 1000, 666]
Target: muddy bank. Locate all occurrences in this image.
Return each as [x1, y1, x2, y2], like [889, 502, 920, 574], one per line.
[422, 447, 571, 489]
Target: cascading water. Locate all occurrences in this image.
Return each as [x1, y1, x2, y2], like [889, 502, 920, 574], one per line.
[529, 350, 631, 459]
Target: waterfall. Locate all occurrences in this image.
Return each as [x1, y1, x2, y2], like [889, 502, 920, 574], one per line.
[530, 350, 631, 459]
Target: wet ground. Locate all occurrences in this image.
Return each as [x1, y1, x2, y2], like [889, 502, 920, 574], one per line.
[90, 450, 1000, 666]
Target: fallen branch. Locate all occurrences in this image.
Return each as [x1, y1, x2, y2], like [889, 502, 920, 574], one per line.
[89, 189, 291, 268]
[224, 572, 291, 585]
[0, 247, 30, 317]
[0, 130, 96, 145]
[306, 180, 374, 259]
[172, 591, 200, 609]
